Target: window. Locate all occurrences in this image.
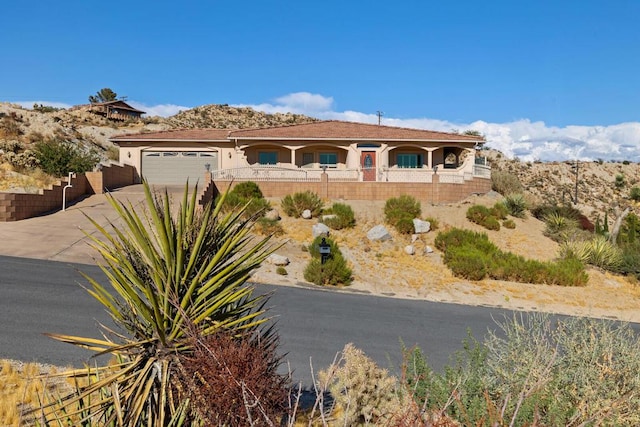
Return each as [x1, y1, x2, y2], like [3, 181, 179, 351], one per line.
[258, 151, 277, 165]
[302, 153, 314, 168]
[319, 153, 337, 168]
[397, 153, 423, 168]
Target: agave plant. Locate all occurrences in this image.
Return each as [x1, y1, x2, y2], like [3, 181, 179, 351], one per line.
[41, 182, 277, 426]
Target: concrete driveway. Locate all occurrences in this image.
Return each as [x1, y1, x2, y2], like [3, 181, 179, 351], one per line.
[0, 185, 160, 265]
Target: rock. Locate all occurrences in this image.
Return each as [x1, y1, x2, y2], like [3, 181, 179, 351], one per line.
[322, 214, 337, 221]
[413, 218, 431, 234]
[267, 254, 290, 266]
[411, 234, 419, 243]
[424, 246, 434, 254]
[312, 223, 331, 238]
[367, 225, 392, 242]
[302, 209, 312, 219]
[404, 245, 415, 255]
[264, 209, 280, 221]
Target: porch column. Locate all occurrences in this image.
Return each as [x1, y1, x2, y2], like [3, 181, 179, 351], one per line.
[427, 150, 433, 169]
[289, 147, 299, 167]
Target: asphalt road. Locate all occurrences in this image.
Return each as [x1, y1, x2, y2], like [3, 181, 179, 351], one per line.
[0, 255, 523, 384]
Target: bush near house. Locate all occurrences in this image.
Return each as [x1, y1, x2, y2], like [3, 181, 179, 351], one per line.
[281, 190, 323, 218]
[384, 195, 421, 234]
[321, 202, 356, 230]
[218, 181, 271, 220]
[33, 138, 99, 177]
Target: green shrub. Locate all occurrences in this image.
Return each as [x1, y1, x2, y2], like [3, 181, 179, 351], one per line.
[560, 236, 622, 270]
[502, 194, 527, 218]
[230, 181, 263, 199]
[33, 138, 99, 177]
[280, 190, 323, 218]
[436, 228, 588, 286]
[630, 186, 640, 202]
[276, 266, 288, 275]
[491, 170, 523, 195]
[615, 174, 626, 189]
[255, 217, 283, 236]
[466, 205, 500, 230]
[503, 219, 516, 229]
[491, 202, 509, 220]
[322, 202, 355, 230]
[304, 236, 352, 286]
[544, 212, 579, 242]
[384, 195, 421, 233]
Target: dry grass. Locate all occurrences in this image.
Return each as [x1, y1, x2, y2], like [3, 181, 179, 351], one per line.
[0, 360, 73, 426]
[0, 162, 57, 193]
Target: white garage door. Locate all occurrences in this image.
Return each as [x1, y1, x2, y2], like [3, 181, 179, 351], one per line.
[142, 151, 218, 184]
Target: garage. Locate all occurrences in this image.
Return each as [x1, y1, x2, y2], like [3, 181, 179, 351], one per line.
[141, 151, 218, 185]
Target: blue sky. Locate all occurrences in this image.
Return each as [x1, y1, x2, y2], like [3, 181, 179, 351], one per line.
[2, 1, 640, 161]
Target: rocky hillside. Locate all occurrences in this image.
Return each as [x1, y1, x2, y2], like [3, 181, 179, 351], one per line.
[485, 149, 640, 222]
[165, 104, 317, 129]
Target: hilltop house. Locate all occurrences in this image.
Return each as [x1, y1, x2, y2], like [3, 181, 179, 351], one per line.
[88, 100, 145, 121]
[111, 120, 491, 202]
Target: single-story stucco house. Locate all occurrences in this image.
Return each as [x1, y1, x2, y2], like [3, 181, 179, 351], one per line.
[111, 120, 491, 202]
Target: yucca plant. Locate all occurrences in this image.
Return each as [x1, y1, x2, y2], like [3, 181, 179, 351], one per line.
[560, 236, 622, 270]
[39, 181, 278, 426]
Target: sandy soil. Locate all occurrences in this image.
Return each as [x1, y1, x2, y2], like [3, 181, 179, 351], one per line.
[251, 192, 640, 323]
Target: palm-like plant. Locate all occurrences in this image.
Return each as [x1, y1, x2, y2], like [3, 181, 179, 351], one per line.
[41, 182, 277, 425]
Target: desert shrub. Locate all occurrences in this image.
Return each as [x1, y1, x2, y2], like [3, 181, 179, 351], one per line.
[406, 314, 640, 425]
[466, 204, 500, 230]
[384, 195, 421, 233]
[304, 236, 352, 286]
[531, 203, 581, 221]
[491, 169, 523, 195]
[255, 217, 284, 236]
[436, 228, 588, 286]
[276, 266, 288, 275]
[444, 245, 489, 280]
[33, 138, 99, 177]
[318, 343, 403, 426]
[613, 241, 640, 280]
[544, 212, 579, 242]
[560, 236, 622, 270]
[615, 174, 626, 189]
[502, 218, 516, 229]
[322, 202, 355, 230]
[175, 330, 290, 426]
[281, 190, 323, 218]
[230, 181, 264, 199]
[491, 201, 509, 220]
[502, 193, 527, 218]
[630, 186, 640, 202]
[218, 181, 271, 219]
[395, 217, 416, 234]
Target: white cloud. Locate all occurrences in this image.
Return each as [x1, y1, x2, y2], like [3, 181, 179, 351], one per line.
[127, 101, 190, 117]
[241, 92, 640, 162]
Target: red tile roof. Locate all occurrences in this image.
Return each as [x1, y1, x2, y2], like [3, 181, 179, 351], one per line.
[229, 120, 484, 142]
[112, 128, 231, 141]
[111, 120, 484, 143]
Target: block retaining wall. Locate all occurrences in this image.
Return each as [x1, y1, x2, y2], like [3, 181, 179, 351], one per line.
[0, 164, 136, 221]
[205, 175, 491, 204]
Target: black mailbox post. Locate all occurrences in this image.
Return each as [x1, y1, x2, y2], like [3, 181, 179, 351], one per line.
[319, 237, 331, 264]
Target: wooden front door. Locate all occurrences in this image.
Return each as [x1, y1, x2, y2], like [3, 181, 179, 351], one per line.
[361, 151, 376, 181]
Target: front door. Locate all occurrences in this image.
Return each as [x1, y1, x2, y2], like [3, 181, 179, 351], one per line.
[361, 151, 376, 181]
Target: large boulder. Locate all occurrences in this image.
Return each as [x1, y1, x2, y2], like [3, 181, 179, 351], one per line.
[312, 223, 331, 238]
[267, 254, 290, 266]
[367, 225, 392, 242]
[413, 218, 431, 234]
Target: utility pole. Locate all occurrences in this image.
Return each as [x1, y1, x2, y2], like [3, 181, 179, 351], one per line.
[376, 110, 384, 125]
[572, 159, 579, 204]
